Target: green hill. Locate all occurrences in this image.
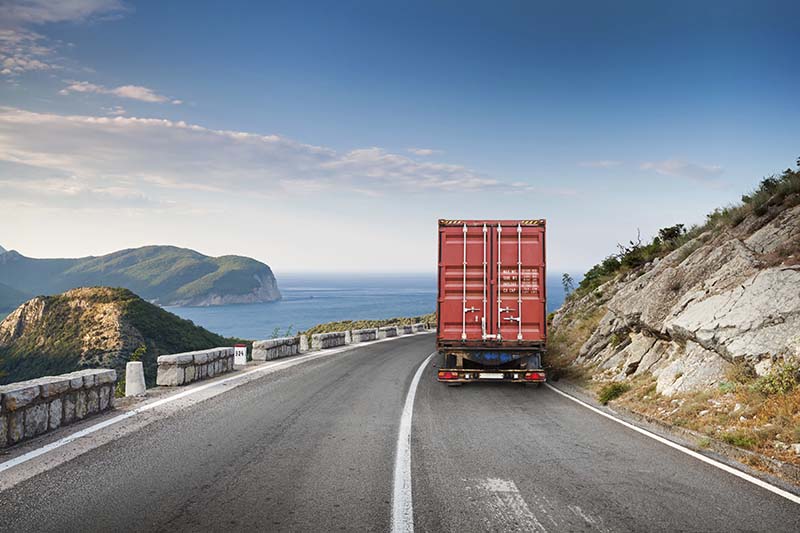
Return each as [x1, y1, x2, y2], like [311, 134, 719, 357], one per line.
[0, 287, 248, 385]
[0, 281, 30, 313]
[302, 312, 436, 336]
[0, 245, 281, 306]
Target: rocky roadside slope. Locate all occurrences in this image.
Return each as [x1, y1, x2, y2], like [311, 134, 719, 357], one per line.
[549, 162, 800, 466]
[0, 287, 242, 386]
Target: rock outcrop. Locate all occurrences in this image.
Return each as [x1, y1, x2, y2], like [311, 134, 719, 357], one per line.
[552, 196, 800, 396]
[0, 287, 238, 385]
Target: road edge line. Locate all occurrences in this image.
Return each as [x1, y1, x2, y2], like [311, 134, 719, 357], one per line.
[391, 351, 436, 533]
[0, 332, 435, 476]
[545, 383, 800, 505]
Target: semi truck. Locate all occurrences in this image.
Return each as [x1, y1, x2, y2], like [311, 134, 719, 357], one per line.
[436, 219, 547, 385]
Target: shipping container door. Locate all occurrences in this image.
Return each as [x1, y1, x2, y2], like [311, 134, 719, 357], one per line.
[438, 224, 488, 340]
[489, 223, 546, 341]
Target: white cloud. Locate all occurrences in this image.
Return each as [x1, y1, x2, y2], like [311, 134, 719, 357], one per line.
[408, 148, 443, 156]
[579, 160, 622, 168]
[0, 175, 160, 209]
[0, 2, 128, 77]
[0, 0, 127, 26]
[0, 107, 547, 208]
[0, 29, 56, 75]
[102, 105, 126, 116]
[60, 80, 179, 103]
[640, 159, 724, 182]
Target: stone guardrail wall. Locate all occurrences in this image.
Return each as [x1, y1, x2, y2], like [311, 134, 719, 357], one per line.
[351, 328, 378, 343]
[311, 332, 347, 350]
[377, 326, 397, 339]
[412, 323, 427, 333]
[156, 347, 234, 386]
[397, 325, 413, 335]
[252, 337, 300, 361]
[0, 369, 116, 448]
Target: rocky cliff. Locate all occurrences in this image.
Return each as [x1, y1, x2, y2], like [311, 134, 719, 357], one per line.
[0, 287, 240, 385]
[551, 164, 800, 395]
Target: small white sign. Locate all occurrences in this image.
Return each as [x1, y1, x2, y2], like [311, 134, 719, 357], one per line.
[234, 345, 247, 366]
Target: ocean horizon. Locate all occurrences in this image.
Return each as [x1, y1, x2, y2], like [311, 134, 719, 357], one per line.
[167, 272, 572, 340]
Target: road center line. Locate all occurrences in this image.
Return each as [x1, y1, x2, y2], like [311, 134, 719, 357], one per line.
[0, 332, 433, 476]
[545, 383, 800, 505]
[391, 351, 436, 533]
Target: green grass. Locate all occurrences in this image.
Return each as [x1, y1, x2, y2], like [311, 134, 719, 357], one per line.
[302, 312, 436, 337]
[598, 382, 630, 405]
[720, 430, 758, 449]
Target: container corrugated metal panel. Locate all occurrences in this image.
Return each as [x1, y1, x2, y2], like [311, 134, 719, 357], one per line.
[437, 219, 546, 348]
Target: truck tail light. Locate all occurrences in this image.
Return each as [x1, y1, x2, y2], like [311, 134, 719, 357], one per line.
[438, 371, 459, 380]
[524, 371, 545, 381]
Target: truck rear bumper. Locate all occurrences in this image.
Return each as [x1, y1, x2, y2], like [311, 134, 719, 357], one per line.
[437, 369, 546, 383]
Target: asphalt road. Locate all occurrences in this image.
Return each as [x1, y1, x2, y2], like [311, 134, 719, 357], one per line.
[0, 333, 798, 532]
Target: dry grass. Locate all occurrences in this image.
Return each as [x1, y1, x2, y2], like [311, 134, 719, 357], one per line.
[615, 362, 800, 465]
[546, 305, 605, 383]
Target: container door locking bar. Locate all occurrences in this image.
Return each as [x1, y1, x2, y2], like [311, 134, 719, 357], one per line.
[496, 224, 502, 340]
[517, 223, 523, 340]
[462, 224, 468, 340]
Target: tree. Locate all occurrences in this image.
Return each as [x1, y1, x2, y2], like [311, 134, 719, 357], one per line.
[130, 344, 147, 362]
[561, 273, 575, 296]
[658, 224, 686, 243]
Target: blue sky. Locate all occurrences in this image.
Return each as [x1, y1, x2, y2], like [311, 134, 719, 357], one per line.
[1, 0, 798, 273]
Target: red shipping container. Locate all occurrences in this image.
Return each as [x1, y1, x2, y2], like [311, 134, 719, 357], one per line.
[437, 219, 546, 350]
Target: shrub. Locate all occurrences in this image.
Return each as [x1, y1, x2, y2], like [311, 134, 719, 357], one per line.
[608, 332, 625, 348]
[598, 382, 630, 405]
[726, 362, 756, 385]
[718, 381, 736, 394]
[720, 430, 757, 449]
[753, 362, 798, 396]
[130, 344, 146, 362]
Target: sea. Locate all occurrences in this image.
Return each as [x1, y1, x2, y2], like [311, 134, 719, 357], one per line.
[167, 273, 570, 340]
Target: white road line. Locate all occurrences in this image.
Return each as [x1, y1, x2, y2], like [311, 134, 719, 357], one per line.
[391, 351, 436, 533]
[545, 383, 800, 506]
[0, 332, 434, 476]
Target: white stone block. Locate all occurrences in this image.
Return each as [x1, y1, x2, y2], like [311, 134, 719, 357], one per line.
[125, 361, 147, 397]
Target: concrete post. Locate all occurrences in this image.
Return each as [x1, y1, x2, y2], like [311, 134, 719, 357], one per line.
[234, 344, 247, 365]
[125, 361, 146, 397]
[345, 330, 352, 344]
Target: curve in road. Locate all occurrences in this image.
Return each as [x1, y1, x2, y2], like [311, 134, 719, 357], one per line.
[0, 333, 798, 532]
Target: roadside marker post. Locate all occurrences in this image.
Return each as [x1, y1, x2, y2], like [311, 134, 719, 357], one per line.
[234, 344, 248, 366]
[125, 361, 146, 397]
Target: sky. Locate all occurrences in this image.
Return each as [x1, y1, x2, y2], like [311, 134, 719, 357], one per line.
[1, 0, 798, 274]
